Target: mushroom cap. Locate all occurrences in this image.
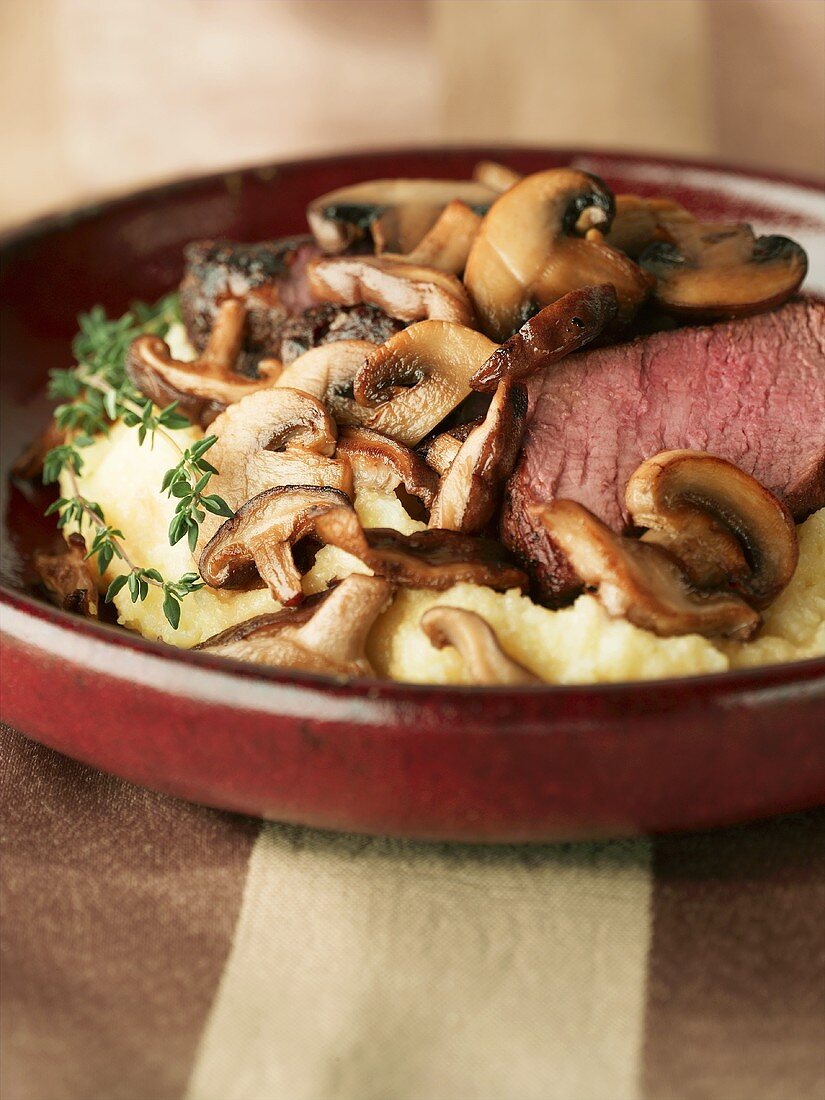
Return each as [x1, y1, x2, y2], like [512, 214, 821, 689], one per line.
[472, 161, 523, 193]
[625, 450, 799, 609]
[199, 484, 353, 606]
[349, 321, 497, 446]
[388, 199, 483, 275]
[312, 505, 527, 591]
[336, 426, 439, 509]
[639, 225, 808, 320]
[421, 606, 540, 685]
[469, 285, 619, 392]
[126, 300, 281, 427]
[306, 178, 497, 254]
[428, 379, 528, 533]
[604, 194, 693, 259]
[531, 500, 761, 640]
[419, 420, 480, 477]
[464, 168, 652, 339]
[273, 339, 374, 423]
[195, 574, 392, 678]
[307, 255, 474, 326]
[197, 388, 351, 553]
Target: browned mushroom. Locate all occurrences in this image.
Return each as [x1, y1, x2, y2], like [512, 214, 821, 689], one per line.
[469, 285, 618, 392]
[348, 321, 497, 446]
[273, 339, 373, 423]
[464, 168, 652, 339]
[312, 506, 527, 591]
[472, 161, 523, 193]
[199, 485, 352, 605]
[336, 426, 439, 509]
[306, 178, 497, 254]
[421, 606, 540, 685]
[639, 223, 808, 320]
[34, 533, 99, 616]
[428, 380, 527, 533]
[625, 450, 799, 608]
[195, 574, 392, 677]
[13, 420, 67, 480]
[531, 500, 760, 639]
[197, 388, 352, 552]
[420, 420, 481, 476]
[307, 255, 474, 326]
[604, 194, 694, 259]
[387, 200, 483, 275]
[127, 300, 282, 427]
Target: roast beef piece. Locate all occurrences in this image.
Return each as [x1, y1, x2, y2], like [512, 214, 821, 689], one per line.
[180, 236, 319, 375]
[279, 303, 405, 365]
[502, 299, 825, 605]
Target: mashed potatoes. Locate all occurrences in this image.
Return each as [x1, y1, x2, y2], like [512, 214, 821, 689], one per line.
[63, 418, 825, 683]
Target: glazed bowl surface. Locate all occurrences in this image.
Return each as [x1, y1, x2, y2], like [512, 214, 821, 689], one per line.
[2, 147, 824, 841]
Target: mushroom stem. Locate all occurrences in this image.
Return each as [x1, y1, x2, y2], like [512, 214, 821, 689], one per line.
[421, 607, 540, 685]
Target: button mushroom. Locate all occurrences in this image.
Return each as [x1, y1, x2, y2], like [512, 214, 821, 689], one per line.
[349, 321, 497, 446]
[472, 160, 523, 193]
[420, 420, 480, 477]
[273, 339, 374, 423]
[127, 299, 283, 428]
[469, 285, 618, 393]
[199, 485, 352, 606]
[312, 505, 527, 591]
[639, 223, 808, 320]
[336, 426, 439, 510]
[604, 194, 694, 259]
[464, 168, 652, 339]
[625, 450, 799, 609]
[531, 500, 760, 639]
[420, 606, 540, 685]
[428, 380, 527, 533]
[197, 387, 352, 552]
[195, 574, 392, 678]
[307, 254, 474, 326]
[34, 533, 99, 616]
[389, 200, 483, 275]
[306, 178, 497, 254]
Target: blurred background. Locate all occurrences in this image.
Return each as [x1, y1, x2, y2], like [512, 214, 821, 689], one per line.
[1, 0, 823, 228]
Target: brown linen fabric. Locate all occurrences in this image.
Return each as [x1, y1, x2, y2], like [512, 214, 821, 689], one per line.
[643, 809, 825, 1100]
[0, 724, 260, 1100]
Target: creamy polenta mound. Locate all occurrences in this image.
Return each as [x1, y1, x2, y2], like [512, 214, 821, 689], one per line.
[62, 417, 825, 685]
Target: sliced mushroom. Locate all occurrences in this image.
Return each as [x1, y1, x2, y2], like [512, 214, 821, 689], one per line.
[199, 485, 352, 605]
[274, 339, 373, 422]
[429, 380, 527, 533]
[13, 420, 67, 480]
[464, 168, 652, 339]
[604, 194, 693, 259]
[420, 420, 480, 476]
[639, 223, 808, 320]
[421, 606, 540, 685]
[312, 506, 527, 591]
[349, 321, 497, 446]
[34, 533, 99, 616]
[469, 285, 618, 392]
[625, 450, 799, 608]
[195, 574, 392, 677]
[197, 388, 352, 552]
[472, 161, 523, 193]
[531, 500, 760, 639]
[388, 200, 483, 275]
[336, 427, 439, 509]
[306, 178, 497, 254]
[307, 255, 474, 326]
[127, 300, 282, 427]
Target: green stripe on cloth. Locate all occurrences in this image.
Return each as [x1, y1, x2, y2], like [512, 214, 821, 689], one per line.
[185, 823, 653, 1100]
[0, 725, 259, 1100]
[642, 809, 825, 1100]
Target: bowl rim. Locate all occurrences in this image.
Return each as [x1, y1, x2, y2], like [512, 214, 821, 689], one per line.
[2, 143, 824, 700]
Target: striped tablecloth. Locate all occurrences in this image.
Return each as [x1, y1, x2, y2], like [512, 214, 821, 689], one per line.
[2, 723, 823, 1100]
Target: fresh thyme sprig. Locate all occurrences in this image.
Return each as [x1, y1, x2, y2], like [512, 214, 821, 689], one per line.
[41, 295, 233, 629]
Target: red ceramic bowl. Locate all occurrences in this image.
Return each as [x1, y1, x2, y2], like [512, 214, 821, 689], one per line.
[2, 147, 824, 841]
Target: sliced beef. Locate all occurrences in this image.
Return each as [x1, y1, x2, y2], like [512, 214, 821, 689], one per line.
[180, 236, 319, 375]
[502, 299, 825, 605]
[279, 303, 405, 365]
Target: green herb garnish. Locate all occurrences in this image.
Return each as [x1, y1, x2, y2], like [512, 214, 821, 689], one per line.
[42, 295, 233, 630]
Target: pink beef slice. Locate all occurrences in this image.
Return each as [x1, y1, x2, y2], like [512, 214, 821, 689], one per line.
[501, 299, 825, 605]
